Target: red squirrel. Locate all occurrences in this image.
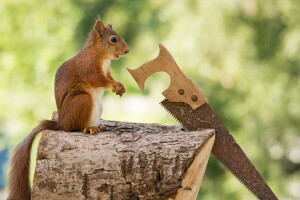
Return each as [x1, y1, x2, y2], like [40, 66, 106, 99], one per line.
[7, 19, 129, 200]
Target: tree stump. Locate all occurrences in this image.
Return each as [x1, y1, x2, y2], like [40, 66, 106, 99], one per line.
[32, 120, 215, 200]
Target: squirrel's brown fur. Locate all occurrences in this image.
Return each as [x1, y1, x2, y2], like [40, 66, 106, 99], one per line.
[7, 19, 129, 200]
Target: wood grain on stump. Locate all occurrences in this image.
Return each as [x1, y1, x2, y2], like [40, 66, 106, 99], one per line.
[32, 120, 215, 200]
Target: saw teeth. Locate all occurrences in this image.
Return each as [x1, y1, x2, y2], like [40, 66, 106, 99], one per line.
[160, 101, 185, 127]
[210, 154, 259, 199]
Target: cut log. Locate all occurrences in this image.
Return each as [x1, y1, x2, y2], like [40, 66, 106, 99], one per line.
[32, 120, 215, 200]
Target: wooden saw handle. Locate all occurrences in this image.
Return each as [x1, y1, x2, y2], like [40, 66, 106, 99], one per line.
[127, 44, 206, 110]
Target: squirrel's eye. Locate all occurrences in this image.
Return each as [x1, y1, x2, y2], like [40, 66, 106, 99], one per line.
[110, 37, 117, 43]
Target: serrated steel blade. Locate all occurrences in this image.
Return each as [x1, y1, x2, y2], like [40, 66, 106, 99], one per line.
[160, 99, 278, 200]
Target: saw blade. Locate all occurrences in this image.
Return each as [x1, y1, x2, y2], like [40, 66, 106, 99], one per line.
[160, 99, 278, 200]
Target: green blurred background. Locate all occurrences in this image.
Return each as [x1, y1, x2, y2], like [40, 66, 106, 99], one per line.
[0, 0, 300, 199]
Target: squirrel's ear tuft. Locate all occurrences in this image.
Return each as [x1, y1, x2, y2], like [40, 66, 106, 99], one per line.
[94, 20, 106, 36]
[106, 24, 112, 29]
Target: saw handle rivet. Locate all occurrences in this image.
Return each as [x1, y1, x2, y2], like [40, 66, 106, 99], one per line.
[178, 89, 185, 95]
[191, 95, 198, 101]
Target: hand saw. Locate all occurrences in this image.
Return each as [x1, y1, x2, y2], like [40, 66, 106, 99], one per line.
[127, 44, 278, 200]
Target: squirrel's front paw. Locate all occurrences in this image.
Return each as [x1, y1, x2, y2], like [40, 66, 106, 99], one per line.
[112, 82, 126, 96]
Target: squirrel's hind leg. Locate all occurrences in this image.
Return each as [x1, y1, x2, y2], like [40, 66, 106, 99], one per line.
[58, 93, 93, 132]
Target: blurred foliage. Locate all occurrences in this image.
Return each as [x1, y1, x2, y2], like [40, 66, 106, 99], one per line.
[0, 0, 300, 199]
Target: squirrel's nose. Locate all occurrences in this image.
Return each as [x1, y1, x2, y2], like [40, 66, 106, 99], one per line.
[124, 49, 129, 54]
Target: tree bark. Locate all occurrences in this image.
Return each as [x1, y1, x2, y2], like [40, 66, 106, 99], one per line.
[32, 120, 215, 200]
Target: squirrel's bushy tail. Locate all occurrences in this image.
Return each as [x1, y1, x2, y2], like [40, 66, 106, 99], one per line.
[7, 120, 60, 200]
